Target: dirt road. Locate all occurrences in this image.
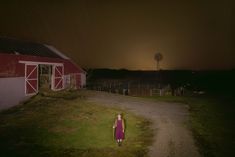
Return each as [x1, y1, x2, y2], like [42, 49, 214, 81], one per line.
[85, 91, 200, 157]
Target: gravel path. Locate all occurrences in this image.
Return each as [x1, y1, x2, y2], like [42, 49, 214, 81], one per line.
[85, 91, 200, 157]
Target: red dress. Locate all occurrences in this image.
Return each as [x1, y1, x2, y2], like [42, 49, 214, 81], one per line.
[115, 119, 124, 140]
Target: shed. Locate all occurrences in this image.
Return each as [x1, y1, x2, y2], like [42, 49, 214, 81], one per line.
[0, 37, 86, 110]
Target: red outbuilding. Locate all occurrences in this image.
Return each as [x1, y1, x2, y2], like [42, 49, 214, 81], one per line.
[0, 37, 86, 110]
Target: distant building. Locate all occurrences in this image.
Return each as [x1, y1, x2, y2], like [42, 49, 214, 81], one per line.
[0, 37, 86, 110]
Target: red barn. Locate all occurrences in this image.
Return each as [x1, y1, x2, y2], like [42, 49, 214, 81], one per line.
[0, 37, 86, 110]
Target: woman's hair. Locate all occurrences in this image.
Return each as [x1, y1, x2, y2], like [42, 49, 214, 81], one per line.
[117, 113, 123, 118]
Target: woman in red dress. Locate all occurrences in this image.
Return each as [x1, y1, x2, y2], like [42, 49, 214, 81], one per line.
[113, 114, 125, 146]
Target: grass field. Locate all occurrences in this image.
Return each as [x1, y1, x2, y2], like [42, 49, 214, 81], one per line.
[0, 90, 153, 157]
[146, 95, 235, 157]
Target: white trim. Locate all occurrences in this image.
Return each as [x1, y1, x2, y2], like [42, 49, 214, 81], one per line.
[51, 65, 64, 91]
[55, 79, 62, 89]
[19, 60, 63, 66]
[25, 64, 38, 96]
[26, 80, 37, 92]
[24, 64, 26, 95]
[55, 67, 62, 76]
[44, 45, 70, 59]
[26, 66, 37, 79]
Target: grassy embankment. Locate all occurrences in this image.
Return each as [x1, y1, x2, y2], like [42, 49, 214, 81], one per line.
[146, 95, 235, 157]
[0, 90, 153, 157]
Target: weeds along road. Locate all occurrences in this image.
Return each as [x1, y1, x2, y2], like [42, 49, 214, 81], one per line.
[84, 90, 200, 157]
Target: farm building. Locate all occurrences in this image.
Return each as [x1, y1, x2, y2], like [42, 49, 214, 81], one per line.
[0, 37, 86, 110]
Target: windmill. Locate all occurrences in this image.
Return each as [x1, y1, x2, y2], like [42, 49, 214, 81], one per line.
[154, 52, 163, 70]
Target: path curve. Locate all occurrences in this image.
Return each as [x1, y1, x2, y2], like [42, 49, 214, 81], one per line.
[85, 91, 200, 157]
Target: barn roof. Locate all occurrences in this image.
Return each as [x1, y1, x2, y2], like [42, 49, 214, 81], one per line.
[0, 37, 63, 58]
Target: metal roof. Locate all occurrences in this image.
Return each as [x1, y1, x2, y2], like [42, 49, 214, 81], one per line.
[0, 37, 62, 58]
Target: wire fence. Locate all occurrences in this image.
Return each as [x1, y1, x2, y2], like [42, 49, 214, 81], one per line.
[87, 79, 185, 96]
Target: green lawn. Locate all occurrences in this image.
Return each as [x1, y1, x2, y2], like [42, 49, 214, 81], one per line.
[145, 95, 235, 157]
[0, 91, 153, 157]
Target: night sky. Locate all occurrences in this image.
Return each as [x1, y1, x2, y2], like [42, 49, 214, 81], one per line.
[0, 0, 234, 70]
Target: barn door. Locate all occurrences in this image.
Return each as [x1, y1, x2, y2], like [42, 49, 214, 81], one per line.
[52, 65, 64, 90]
[25, 64, 38, 95]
